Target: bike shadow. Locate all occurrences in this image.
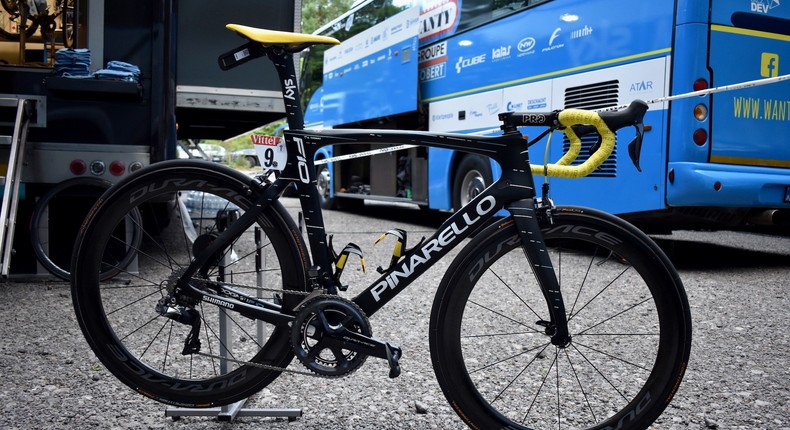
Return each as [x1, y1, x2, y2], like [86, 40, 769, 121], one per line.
[652, 237, 790, 270]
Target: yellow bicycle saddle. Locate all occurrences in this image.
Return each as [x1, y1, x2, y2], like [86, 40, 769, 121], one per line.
[226, 24, 340, 46]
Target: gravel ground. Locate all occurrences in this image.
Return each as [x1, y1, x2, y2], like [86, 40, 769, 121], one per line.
[0, 198, 788, 430]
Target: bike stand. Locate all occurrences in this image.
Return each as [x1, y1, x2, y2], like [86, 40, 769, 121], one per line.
[166, 224, 302, 423]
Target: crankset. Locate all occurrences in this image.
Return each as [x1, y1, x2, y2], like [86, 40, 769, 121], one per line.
[291, 296, 402, 378]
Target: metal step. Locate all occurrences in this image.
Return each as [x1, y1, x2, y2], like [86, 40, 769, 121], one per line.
[0, 98, 34, 277]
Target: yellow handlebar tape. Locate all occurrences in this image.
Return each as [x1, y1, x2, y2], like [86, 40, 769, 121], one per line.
[529, 109, 616, 179]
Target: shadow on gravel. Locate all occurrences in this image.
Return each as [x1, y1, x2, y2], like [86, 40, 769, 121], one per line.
[653, 238, 790, 270]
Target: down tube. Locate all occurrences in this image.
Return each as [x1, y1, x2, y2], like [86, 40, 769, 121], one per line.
[352, 188, 504, 317]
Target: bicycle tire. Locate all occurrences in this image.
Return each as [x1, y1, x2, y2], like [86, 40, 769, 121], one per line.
[430, 206, 691, 430]
[0, 0, 38, 41]
[71, 160, 310, 407]
[60, 0, 74, 48]
[30, 177, 142, 281]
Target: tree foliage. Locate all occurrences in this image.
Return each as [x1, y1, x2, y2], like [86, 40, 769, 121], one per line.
[301, 0, 355, 34]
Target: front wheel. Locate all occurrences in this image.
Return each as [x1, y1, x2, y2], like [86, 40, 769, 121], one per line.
[430, 207, 691, 430]
[71, 160, 310, 407]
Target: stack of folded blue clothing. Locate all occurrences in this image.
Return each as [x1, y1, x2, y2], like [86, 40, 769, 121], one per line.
[53, 48, 91, 77]
[94, 61, 141, 83]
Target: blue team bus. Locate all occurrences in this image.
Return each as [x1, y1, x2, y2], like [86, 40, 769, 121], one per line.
[298, 0, 790, 231]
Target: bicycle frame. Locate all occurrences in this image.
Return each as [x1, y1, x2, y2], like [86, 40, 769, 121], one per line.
[178, 48, 571, 345]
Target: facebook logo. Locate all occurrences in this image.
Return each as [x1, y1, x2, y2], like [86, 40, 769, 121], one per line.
[761, 52, 779, 77]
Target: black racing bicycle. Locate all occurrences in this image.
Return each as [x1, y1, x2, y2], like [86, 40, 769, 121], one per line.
[70, 25, 692, 430]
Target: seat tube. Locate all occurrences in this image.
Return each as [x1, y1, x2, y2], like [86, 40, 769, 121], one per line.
[507, 199, 570, 346]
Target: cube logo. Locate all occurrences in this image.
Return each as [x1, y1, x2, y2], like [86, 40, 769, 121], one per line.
[761, 52, 779, 77]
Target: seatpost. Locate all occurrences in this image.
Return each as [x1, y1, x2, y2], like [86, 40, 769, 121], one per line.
[268, 49, 305, 131]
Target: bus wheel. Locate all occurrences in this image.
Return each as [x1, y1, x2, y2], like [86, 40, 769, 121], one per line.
[316, 163, 336, 209]
[452, 155, 492, 211]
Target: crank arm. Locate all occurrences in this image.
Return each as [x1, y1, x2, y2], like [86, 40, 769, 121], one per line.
[315, 314, 402, 378]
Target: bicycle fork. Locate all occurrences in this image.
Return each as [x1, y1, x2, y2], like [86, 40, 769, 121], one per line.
[508, 199, 571, 347]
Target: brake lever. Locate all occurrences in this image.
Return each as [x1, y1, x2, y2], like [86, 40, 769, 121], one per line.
[627, 121, 645, 172]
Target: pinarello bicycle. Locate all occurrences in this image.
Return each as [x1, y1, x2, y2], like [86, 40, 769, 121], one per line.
[70, 25, 692, 430]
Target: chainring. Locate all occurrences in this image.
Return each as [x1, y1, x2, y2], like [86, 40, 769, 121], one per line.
[291, 296, 372, 377]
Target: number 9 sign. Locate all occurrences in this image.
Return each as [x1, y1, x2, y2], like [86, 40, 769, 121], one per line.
[252, 134, 287, 171]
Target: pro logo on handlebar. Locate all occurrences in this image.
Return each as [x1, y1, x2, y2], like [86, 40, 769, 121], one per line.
[521, 114, 547, 124]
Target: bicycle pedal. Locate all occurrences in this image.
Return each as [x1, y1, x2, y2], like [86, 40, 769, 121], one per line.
[385, 342, 402, 379]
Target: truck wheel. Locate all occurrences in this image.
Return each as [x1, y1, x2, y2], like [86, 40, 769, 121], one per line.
[452, 154, 492, 211]
[316, 163, 336, 209]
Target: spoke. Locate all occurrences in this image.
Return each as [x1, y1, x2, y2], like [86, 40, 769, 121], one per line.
[490, 343, 552, 406]
[489, 268, 542, 322]
[140, 318, 171, 361]
[577, 296, 654, 335]
[469, 342, 550, 375]
[568, 265, 631, 323]
[522, 346, 559, 425]
[556, 347, 561, 430]
[573, 340, 652, 372]
[119, 313, 166, 343]
[570, 343, 629, 402]
[468, 300, 543, 334]
[567, 246, 598, 317]
[104, 286, 164, 317]
[564, 348, 597, 423]
[222, 310, 265, 350]
[225, 240, 273, 269]
[462, 330, 537, 339]
[200, 302, 219, 377]
[162, 322, 174, 372]
[108, 231, 178, 273]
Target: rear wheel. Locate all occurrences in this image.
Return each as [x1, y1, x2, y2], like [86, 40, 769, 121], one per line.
[71, 160, 309, 407]
[430, 207, 691, 429]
